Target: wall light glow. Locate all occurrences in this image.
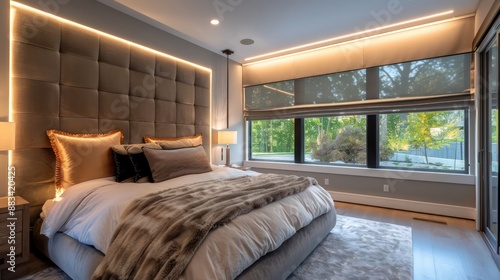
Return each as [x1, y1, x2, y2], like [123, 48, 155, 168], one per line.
[245, 10, 455, 62]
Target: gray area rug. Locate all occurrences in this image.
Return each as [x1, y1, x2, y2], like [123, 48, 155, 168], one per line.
[288, 215, 413, 280]
[18, 215, 412, 280]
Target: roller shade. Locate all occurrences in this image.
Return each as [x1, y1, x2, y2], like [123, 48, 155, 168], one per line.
[244, 92, 473, 120]
[243, 16, 474, 87]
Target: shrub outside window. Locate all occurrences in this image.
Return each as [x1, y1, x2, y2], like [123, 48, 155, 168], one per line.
[305, 116, 367, 166]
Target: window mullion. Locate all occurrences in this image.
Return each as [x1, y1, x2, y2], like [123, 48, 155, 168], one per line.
[248, 121, 253, 161]
[366, 67, 380, 168]
[295, 118, 305, 163]
[366, 115, 379, 168]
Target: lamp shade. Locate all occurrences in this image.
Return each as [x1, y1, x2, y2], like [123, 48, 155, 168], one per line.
[0, 122, 15, 151]
[218, 130, 237, 145]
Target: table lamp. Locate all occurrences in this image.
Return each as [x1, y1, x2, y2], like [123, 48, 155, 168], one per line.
[217, 130, 237, 166]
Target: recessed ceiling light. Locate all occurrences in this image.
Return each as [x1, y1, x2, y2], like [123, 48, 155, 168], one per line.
[240, 39, 255, 45]
[210, 19, 220, 25]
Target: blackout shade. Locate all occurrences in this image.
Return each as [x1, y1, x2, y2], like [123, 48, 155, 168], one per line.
[244, 92, 473, 120]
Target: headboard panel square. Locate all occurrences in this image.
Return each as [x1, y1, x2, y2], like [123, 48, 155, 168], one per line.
[10, 5, 212, 222]
[61, 24, 99, 59]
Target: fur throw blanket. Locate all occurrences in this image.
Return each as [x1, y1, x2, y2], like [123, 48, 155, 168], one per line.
[92, 174, 316, 280]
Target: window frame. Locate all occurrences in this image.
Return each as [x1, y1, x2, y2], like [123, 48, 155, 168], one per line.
[245, 53, 472, 174]
[248, 108, 469, 174]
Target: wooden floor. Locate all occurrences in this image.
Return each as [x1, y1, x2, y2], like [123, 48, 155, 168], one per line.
[2, 202, 500, 280]
[335, 201, 500, 280]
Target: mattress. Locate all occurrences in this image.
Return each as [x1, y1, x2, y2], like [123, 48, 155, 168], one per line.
[35, 166, 336, 279]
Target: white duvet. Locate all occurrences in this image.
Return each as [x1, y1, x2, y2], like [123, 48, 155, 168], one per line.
[41, 166, 335, 279]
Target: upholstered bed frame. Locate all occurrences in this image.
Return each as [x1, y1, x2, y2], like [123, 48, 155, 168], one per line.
[11, 4, 336, 280]
[11, 6, 211, 223]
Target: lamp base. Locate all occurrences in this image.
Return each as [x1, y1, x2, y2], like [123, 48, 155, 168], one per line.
[225, 145, 231, 166]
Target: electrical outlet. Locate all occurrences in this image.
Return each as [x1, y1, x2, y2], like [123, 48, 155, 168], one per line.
[383, 184, 389, 192]
[324, 178, 329, 185]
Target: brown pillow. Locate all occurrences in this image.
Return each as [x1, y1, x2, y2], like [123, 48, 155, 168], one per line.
[143, 145, 212, 182]
[47, 129, 123, 192]
[143, 134, 202, 149]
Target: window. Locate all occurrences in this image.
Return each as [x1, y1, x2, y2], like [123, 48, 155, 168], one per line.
[305, 116, 366, 165]
[249, 119, 294, 161]
[379, 110, 466, 171]
[245, 53, 472, 173]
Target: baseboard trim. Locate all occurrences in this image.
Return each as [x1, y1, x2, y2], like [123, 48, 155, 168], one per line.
[329, 191, 476, 220]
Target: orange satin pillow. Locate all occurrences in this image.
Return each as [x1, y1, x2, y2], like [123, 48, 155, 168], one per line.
[47, 129, 123, 191]
[143, 134, 202, 149]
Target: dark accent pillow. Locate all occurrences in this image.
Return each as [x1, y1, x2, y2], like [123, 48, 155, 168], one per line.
[129, 152, 154, 182]
[143, 146, 212, 182]
[112, 152, 136, 182]
[112, 143, 161, 182]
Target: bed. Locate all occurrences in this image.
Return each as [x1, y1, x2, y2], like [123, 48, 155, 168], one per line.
[33, 165, 336, 280]
[10, 3, 336, 280]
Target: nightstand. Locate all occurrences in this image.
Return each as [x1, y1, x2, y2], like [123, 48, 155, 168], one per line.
[0, 196, 30, 271]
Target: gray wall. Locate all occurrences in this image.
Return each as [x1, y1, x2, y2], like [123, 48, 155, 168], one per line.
[251, 167, 475, 208]
[0, 0, 244, 196]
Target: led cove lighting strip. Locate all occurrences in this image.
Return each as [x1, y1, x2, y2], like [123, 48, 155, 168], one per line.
[245, 10, 454, 62]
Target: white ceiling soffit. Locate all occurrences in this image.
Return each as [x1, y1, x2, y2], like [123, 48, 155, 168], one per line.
[97, 0, 480, 63]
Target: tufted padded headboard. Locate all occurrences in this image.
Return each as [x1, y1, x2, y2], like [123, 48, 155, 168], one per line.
[10, 5, 212, 222]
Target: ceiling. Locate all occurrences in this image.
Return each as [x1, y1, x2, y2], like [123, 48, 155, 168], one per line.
[97, 0, 480, 63]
